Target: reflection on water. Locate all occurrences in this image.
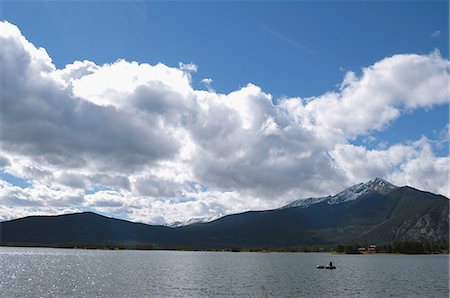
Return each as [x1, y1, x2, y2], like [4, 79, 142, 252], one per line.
[0, 247, 448, 297]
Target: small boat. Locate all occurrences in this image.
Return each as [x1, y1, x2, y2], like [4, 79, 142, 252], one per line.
[316, 265, 336, 269]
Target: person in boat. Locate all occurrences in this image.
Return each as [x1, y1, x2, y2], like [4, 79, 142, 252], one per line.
[329, 261, 333, 267]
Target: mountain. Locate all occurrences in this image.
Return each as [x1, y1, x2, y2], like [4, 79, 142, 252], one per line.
[173, 184, 448, 248]
[0, 212, 176, 248]
[1, 179, 448, 249]
[282, 178, 397, 208]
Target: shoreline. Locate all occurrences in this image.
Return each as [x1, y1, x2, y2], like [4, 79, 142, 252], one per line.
[1, 244, 448, 255]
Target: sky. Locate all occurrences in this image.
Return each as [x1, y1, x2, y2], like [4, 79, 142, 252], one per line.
[0, 0, 449, 225]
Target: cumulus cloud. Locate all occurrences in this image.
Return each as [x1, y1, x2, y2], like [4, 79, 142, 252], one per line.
[0, 21, 449, 224]
[287, 50, 449, 139]
[330, 138, 449, 196]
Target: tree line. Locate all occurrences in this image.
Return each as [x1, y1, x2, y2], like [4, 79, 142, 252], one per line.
[335, 240, 449, 254]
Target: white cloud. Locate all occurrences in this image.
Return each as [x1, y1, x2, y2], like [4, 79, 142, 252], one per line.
[295, 50, 449, 139]
[201, 78, 214, 92]
[330, 138, 449, 198]
[0, 21, 449, 224]
[387, 138, 449, 197]
[431, 30, 441, 38]
[71, 60, 194, 107]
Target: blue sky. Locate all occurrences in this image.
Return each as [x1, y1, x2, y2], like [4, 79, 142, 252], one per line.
[0, 1, 448, 223]
[2, 1, 447, 97]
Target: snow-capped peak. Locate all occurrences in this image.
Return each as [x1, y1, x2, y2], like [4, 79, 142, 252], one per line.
[327, 177, 396, 205]
[168, 214, 223, 227]
[282, 178, 397, 209]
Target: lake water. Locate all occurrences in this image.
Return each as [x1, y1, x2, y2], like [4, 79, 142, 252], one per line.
[0, 247, 448, 297]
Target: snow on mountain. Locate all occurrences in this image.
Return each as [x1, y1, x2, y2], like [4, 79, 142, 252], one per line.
[282, 178, 397, 209]
[282, 196, 331, 209]
[168, 214, 223, 227]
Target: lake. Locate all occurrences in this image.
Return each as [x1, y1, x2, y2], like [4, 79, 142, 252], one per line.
[0, 247, 448, 297]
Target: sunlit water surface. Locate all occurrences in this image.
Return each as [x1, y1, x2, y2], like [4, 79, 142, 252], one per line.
[0, 247, 448, 297]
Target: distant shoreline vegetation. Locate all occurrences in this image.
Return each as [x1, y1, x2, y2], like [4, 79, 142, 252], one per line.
[1, 240, 448, 254]
[333, 240, 449, 254]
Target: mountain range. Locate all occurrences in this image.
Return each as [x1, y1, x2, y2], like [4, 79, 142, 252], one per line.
[1, 178, 448, 249]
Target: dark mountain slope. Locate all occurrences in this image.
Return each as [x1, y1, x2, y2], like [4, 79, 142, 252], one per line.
[0, 212, 174, 247]
[353, 187, 449, 243]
